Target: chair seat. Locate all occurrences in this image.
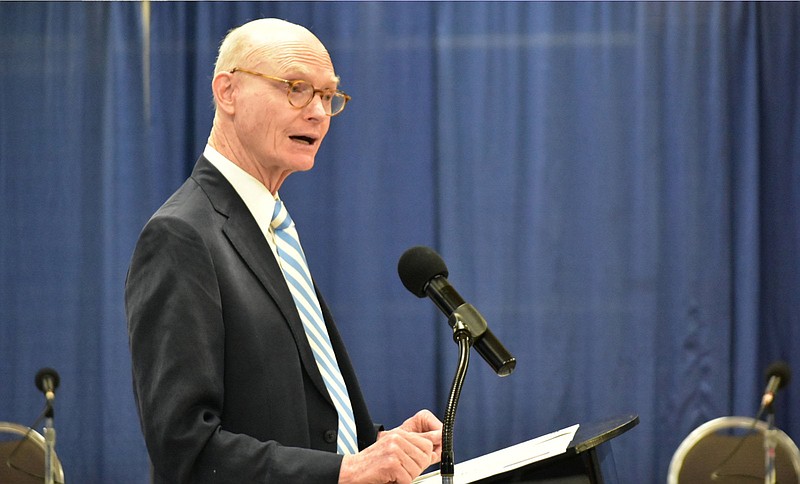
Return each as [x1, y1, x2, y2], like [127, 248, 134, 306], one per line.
[0, 421, 65, 484]
[668, 416, 800, 484]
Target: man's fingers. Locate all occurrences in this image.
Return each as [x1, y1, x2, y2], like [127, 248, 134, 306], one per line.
[381, 430, 435, 477]
[340, 429, 439, 483]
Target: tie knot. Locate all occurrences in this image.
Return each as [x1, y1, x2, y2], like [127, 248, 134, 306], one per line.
[271, 200, 293, 231]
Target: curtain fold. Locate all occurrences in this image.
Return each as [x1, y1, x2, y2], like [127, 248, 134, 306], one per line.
[1, 2, 798, 482]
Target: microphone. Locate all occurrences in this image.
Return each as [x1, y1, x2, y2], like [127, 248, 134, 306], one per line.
[35, 367, 60, 404]
[760, 361, 791, 410]
[398, 246, 516, 376]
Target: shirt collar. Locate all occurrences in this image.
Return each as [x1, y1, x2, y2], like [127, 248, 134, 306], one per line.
[203, 144, 277, 240]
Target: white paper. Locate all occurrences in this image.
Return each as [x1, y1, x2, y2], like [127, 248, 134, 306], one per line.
[414, 423, 579, 484]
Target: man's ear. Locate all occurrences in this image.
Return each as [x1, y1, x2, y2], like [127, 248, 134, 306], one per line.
[212, 72, 236, 115]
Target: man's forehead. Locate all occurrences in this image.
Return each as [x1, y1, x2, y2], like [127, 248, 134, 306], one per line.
[254, 45, 338, 84]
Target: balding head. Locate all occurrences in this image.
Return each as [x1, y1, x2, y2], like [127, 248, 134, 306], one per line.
[214, 19, 334, 80]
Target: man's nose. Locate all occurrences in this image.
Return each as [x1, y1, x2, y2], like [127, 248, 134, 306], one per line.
[305, 93, 328, 118]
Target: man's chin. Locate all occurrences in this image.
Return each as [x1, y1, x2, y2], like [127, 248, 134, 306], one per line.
[279, 147, 318, 174]
[290, 155, 316, 173]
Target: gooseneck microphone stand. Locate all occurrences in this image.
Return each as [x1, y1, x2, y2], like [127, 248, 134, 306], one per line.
[44, 402, 56, 484]
[441, 316, 473, 484]
[396, 247, 516, 483]
[764, 405, 777, 484]
[35, 367, 60, 484]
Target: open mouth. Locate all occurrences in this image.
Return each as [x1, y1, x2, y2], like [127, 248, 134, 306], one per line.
[289, 135, 316, 146]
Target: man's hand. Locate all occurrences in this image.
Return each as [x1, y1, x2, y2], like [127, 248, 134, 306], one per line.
[396, 409, 443, 460]
[338, 410, 443, 484]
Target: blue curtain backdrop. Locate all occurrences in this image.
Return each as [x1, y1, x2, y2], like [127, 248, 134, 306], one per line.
[1, 2, 798, 482]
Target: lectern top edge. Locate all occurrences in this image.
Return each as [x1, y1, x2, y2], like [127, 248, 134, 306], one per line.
[571, 414, 639, 453]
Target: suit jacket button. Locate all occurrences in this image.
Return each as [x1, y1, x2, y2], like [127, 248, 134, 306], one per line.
[324, 430, 337, 443]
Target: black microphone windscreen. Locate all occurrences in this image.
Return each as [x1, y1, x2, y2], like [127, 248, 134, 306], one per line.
[398, 246, 449, 297]
[765, 361, 791, 389]
[35, 367, 60, 392]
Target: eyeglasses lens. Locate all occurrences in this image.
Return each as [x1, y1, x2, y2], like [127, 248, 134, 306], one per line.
[287, 81, 345, 116]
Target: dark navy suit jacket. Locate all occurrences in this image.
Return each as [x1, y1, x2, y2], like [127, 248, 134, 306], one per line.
[126, 156, 378, 483]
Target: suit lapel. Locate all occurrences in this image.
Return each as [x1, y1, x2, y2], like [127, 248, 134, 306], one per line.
[190, 156, 333, 405]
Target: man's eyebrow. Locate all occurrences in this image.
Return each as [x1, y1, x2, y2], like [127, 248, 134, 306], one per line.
[278, 63, 340, 86]
[285, 72, 340, 87]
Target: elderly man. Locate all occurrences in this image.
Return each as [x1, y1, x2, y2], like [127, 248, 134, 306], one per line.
[126, 18, 442, 483]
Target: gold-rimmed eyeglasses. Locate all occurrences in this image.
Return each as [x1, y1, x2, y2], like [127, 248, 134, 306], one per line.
[230, 67, 351, 116]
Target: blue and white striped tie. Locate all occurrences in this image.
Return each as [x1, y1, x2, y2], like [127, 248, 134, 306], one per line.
[271, 200, 358, 455]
